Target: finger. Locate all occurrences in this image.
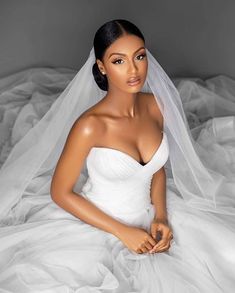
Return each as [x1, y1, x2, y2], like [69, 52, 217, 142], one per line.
[154, 229, 168, 244]
[150, 232, 159, 243]
[141, 246, 149, 253]
[152, 237, 168, 249]
[150, 241, 171, 253]
[148, 235, 157, 247]
[145, 241, 154, 250]
[155, 243, 171, 253]
[138, 243, 148, 253]
[150, 228, 162, 242]
[138, 243, 148, 254]
[155, 238, 172, 252]
[150, 223, 159, 236]
[150, 238, 170, 252]
[155, 227, 172, 244]
[151, 231, 157, 240]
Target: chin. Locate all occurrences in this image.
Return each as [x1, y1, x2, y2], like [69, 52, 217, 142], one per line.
[126, 83, 143, 93]
[128, 88, 141, 93]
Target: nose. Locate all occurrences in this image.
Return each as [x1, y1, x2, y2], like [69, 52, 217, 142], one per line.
[128, 59, 138, 74]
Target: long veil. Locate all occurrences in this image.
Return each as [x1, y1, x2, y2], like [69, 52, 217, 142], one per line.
[0, 46, 234, 224]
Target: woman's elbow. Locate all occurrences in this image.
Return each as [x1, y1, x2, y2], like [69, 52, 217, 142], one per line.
[50, 180, 66, 201]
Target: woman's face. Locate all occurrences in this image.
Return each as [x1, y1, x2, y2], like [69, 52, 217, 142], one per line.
[97, 34, 148, 93]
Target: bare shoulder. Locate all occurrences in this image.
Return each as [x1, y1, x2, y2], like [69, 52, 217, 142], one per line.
[50, 111, 104, 198]
[67, 110, 105, 149]
[139, 92, 163, 130]
[62, 107, 106, 157]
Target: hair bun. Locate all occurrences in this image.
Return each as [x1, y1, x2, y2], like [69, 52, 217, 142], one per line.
[92, 63, 108, 91]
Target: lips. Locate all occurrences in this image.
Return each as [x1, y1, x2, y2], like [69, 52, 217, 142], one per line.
[127, 77, 141, 84]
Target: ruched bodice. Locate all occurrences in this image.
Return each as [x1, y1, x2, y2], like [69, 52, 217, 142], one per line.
[80, 131, 169, 224]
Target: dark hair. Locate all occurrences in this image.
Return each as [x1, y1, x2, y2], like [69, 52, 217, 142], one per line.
[92, 19, 145, 91]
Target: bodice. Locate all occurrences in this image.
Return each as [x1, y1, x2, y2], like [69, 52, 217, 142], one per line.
[80, 131, 169, 225]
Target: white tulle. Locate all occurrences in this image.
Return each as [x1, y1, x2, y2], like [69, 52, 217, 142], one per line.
[0, 47, 235, 292]
[0, 47, 235, 220]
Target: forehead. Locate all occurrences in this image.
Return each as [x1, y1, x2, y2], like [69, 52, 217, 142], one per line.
[104, 35, 145, 58]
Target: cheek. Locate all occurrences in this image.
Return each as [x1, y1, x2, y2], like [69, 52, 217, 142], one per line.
[138, 62, 148, 81]
[140, 60, 148, 73]
[108, 66, 127, 83]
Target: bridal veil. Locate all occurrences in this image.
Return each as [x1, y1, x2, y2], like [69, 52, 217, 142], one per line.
[0, 46, 234, 224]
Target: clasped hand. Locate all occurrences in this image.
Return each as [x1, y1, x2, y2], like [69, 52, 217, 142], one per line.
[149, 218, 173, 253]
[118, 218, 173, 254]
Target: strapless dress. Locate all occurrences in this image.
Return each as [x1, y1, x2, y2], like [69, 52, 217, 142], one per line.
[0, 131, 234, 292]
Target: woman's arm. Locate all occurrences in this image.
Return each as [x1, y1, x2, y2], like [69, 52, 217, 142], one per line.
[150, 166, 168, 223]
[50, 115, 127, 238]
[146, 93, 168, 221]
[52, 189, 126, 238]
[149, 166, 173, 253]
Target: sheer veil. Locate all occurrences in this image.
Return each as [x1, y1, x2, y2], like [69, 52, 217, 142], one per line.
[0, 46, 234, 223]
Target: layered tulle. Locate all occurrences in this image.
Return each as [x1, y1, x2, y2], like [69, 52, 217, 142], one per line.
[0, 69, 235, 292]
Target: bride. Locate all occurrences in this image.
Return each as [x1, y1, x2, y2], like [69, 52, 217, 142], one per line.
[51, 22, 174, 255]
[0, 19, 235, 292]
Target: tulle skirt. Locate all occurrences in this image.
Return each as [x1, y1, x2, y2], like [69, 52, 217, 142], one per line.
[0, 179, 235, 293]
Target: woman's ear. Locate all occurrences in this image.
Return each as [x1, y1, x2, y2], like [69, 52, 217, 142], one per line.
[96, 59, 106, 75]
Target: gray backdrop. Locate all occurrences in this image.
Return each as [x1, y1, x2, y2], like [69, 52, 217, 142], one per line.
[0, 0, 234, 79]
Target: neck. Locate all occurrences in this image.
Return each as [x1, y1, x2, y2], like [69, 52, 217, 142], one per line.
[103, 88, 139, 118]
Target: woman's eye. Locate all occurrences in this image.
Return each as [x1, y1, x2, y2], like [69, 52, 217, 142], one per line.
[112, 53, 146, 65]
[137, 53, 146, 60]
[112, 59, 123, 64]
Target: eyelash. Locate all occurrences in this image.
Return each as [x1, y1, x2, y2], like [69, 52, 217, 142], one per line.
[112, 53, 146, 65]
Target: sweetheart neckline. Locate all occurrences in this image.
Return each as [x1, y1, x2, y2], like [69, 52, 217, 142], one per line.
[91, 131, 166, 168]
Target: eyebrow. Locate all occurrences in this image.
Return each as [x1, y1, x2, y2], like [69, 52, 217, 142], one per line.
[108, 46, 145, 59]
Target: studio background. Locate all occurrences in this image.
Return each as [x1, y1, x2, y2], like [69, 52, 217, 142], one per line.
[0, 0, 234, 79]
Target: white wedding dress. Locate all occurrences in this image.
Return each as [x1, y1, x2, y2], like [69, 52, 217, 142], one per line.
[1, 129, 235, 292]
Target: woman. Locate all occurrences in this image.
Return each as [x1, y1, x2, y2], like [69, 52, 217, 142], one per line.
[0, 19, 235, 292]
[51, 21, 173, 255]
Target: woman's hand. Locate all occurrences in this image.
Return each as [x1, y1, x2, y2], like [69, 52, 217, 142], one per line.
[149, 217, 173, 253]
[116, 225, 158, 254]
